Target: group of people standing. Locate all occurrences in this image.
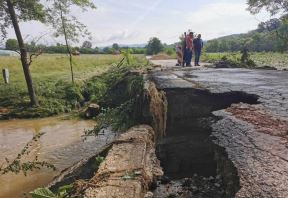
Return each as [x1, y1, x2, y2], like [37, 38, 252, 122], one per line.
[176, 31, 203, 67]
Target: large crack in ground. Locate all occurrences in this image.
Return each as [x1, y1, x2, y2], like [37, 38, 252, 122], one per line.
[152, 88, 259, 198]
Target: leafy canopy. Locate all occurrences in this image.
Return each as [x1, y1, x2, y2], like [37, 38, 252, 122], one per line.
[0, 0, 46, 38]
[146, 37, 164, 55]
[0, 0, 96, 41]
[5, 38, 18, 50]
[247, 0, 288, 15]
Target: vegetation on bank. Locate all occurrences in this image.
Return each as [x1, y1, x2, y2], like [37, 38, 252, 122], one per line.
[201, 51, 288, 70]
[0, 54, 148, 119]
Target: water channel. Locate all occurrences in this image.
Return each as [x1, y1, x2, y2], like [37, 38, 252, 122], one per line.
[0, 116, 114, 198]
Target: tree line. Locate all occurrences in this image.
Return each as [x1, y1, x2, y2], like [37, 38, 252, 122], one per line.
[4, 39, 146, 54]
[205, 15, 288, 53]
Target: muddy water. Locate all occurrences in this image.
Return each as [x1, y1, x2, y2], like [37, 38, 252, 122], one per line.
[0, 116, 115, 198]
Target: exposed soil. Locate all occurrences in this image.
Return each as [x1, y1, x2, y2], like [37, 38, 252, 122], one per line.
[150, 54, 173, 60]
[226, 104, 288, 139]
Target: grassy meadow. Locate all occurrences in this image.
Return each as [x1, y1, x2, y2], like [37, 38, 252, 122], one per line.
[0, 54, 148, 118]
[201, 52, 288, 70]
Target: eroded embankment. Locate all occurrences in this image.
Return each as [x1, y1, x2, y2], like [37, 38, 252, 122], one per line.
[77, 81, 262, 198]
[84, 125, 163, 198]
[55, 73, 287, 198]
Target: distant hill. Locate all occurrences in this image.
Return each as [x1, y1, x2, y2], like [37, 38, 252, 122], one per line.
[205, 17, 287, 52]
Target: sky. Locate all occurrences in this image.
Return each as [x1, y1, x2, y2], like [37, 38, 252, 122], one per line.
[4, 0, 273, 47]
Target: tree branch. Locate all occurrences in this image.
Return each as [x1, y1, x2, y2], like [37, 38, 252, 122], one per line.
[28, 49, 42, 66]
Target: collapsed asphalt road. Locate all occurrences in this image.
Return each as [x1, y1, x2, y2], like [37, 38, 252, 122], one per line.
[149, 64, 288, 198]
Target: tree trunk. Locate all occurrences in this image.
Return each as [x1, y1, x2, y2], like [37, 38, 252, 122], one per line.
[59, 2, 74, 84]
[6, 0, 39, 106]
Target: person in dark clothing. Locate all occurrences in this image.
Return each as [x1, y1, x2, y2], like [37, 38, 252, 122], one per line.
[184, 32, 194, 66]
[193, 34, 203, 66]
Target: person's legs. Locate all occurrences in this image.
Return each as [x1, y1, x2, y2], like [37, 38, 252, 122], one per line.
[183, 49, 188, 67]
[194, 50, 199, 66]
[186, 49, 192, 66]
[190, 51, 193, 66]
[197, 50, 201, 65]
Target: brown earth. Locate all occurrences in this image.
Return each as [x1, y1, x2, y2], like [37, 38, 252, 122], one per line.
[84, 125, 163, 198]
[150, 54, 173, 60]
[226, 104, 288, 139]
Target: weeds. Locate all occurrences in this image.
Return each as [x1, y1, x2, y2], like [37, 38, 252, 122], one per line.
[0, 133, 56, 176]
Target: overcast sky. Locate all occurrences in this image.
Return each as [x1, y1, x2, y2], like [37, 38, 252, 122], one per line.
[4, 0, 272, 47]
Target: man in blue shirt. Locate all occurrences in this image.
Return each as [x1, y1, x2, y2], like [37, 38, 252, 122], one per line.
[193, 34, 203, 66]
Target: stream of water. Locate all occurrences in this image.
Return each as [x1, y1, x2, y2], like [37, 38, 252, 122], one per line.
[0, 116, 114, 198]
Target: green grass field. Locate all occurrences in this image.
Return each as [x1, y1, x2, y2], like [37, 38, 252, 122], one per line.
[0, 54, 148, 118]
[201, 52, 288, 70]
[1, 54, 124, 85]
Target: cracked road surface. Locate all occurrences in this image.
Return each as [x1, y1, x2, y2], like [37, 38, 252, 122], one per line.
[149, 60, 288, 198]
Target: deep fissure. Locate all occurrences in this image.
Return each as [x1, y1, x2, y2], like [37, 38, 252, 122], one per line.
[155, 88, 259, 197]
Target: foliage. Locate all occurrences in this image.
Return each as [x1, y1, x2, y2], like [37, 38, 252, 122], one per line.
[47, 0, 96, 43]
[5, 38, 18, 50]
[146, 37, 164, 55]
[0, 0, 46, 39]
[84, 64, 147, 135]
[247, 0, 288, 16]
[164, 48, 174, 56]
[86, 100, 137, 135]
[0, 133, 56, 176]
[92, 156, 104, 170]
[17, 41, 146, 55]
[82, 40, 92, 49]
[30, 184, 73, 198]
[246, 1, 288, 51]
[112, 43, 120, 51]
[202, 52, 288, 70]
[241, 48, 256, 67]
[120, 48, 134, 65]
[205, 17, 288, 52]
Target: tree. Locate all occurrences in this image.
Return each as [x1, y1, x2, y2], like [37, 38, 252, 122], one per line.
[257, 18, 281, 32]
[112, 43, 119, 51]
[82, 40, 92, 48]
[103, 47, 113, 54]
[146, 37, 163, 55]
[5, 38, 18, 50]
[205, 39, 219, 52]
[47, 0, 96, 84]
[247, 0, 288, 16]
[248, 1, 288, 51]
[275, 18, 288, 51]
[0, 0, 46, 106]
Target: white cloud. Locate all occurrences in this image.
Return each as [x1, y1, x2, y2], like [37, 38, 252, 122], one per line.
[3, 0, 273, 47]
[185, 1, 272, 39]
